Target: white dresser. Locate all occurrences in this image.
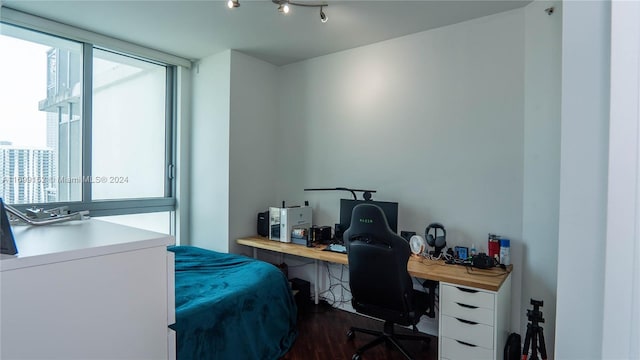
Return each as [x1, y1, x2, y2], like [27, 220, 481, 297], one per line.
[439, 274, 512, 360]
[0, 219, 176, 360]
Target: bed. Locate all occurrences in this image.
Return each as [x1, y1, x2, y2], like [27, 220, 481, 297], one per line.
[168, 246, 298, 360]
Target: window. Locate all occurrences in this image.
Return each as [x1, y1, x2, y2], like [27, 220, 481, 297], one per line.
[92, 49, 168, 200]
[0, 23, 175, 222]
[0, 25, 83, 204]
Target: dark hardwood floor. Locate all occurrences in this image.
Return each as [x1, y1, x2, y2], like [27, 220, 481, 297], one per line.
[281, 303, 438, 360]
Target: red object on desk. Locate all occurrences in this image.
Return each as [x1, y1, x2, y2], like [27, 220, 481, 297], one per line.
[488, 238, 500, 259]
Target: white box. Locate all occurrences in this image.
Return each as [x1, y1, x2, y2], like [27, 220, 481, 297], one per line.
[279, 206, 312, 243]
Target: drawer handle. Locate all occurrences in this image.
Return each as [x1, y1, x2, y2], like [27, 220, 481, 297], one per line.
[456, 340, 477, 347]
[456, 302, 478, 309]
[455, 317, 478, 325]
[456, 287, 479, 293]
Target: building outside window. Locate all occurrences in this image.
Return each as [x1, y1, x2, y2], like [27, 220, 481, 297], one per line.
[0, 144, 54, 204]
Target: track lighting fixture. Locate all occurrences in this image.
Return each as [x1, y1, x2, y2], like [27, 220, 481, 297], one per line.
[227, 0, 328, 23]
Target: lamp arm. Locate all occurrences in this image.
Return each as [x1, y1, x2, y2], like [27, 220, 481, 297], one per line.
[303, 187, 377, 200]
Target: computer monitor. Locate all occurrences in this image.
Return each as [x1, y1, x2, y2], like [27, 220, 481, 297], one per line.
[339, 199, 399, 234]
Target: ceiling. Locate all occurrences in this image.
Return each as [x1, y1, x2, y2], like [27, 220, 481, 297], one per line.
[2, 0, 531, 66]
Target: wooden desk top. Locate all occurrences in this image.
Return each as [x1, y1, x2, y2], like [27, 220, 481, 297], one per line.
[236, 236, 511, 292]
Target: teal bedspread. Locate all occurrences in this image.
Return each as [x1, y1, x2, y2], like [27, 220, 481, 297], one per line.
[169, 246, 297, 360]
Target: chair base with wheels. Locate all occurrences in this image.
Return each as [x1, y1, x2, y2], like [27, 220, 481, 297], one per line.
[343, 203, 432, 360]
[346, 320, 430, 360]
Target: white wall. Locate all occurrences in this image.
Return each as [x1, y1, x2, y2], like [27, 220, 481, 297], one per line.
[228, 50, 279, 254]
[189, 50, 280, 252]
[277, 9, 526, 333]
[190, 50, 231, 252]
[522, 0, 561, 356]
[603, 2, 640, 358]
[555, 1, 610, 358]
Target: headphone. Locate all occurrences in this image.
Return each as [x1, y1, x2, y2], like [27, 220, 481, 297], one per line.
[425, 222, 447, 250]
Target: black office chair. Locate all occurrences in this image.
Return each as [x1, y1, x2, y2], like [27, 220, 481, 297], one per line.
[344, 203, 430, 360]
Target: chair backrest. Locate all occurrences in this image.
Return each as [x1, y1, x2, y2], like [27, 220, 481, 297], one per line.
[343, 203, 415, 324]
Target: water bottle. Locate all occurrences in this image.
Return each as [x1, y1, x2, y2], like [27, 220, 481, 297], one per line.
[499, 239, 511, 266]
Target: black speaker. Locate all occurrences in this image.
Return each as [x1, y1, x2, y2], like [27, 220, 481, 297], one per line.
[257, 210, 269, 237]
[334, 223, 345, 242]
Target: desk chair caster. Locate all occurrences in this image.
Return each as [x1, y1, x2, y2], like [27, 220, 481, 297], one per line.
[346, 322, 429, 360]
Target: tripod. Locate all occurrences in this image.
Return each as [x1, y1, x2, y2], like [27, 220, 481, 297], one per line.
[522, 299, 547, 360]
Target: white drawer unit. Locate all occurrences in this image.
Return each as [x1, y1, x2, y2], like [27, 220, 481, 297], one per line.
[0, 220, 176, 360]
[441, 295, 495, 325]
[438, 275, 512, 360]
[441, 337, 494, 360]
[441, 315, 494, 348]
[441, 284, 496, 310]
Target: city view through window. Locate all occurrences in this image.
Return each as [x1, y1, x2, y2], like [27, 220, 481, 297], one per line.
[1, 25, 167, 206]
[0, 31, 82, 205]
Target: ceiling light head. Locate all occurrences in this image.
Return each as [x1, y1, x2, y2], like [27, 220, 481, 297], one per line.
[320, 6, 327, 23]
[278, 3, 290, 14]
[227, 0, 240, 9]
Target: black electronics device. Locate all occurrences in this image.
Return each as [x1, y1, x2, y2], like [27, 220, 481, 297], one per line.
[290, 277, 311, 313]
[0, 198, 18, 255]
[472, 253, 496, 269]
[339, 199, 399, 233]
[454, 246, 469, 260]
[308, 226, 332, 245]
[319, 226, 331, 243]
[257, 210, 269, 237]
[400, 231, 416, 242]
[309, 226, 321, 244]
[334, 223, 345, 241]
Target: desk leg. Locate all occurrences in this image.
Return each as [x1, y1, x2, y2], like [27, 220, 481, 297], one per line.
[252, 248, 257, 259]
[314, 259, 319, 305]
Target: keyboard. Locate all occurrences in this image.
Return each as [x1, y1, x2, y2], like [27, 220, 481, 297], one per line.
[325, 243, 347, 254]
